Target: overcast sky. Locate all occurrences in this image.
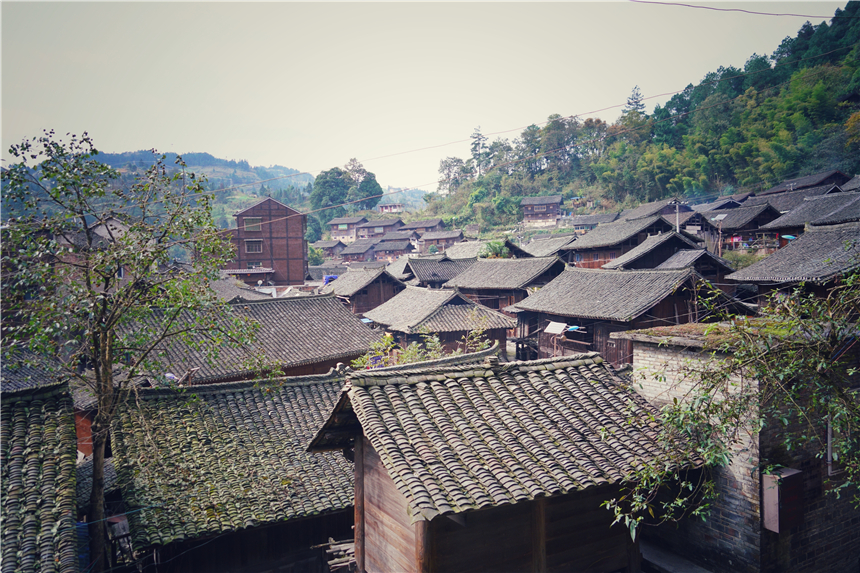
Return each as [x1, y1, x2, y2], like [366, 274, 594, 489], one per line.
[1, 1, 849, 192]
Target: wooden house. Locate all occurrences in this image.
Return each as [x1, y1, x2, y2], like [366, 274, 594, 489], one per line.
[566, 212, 618, 233]
[322, 267, 406, 315]
[727, 222, 860, 304]
[308, 353, 685, 573]
[377, 202, 404, 214]
[363, 286, 514, 352]
[700, 204, 782, 256]
[601, 231, 702, 271]
[226, 198, 307, 286]
[443, 256, 566, 312]
[655, 249, 736, 294]
[419, 230, 464, 253]
[328, 216, 368, 244]
[559, 215, 676, 268]
[521, 195, 563, 227]
[757, 192, 860, 246]
[385, 256, 415, 283]
[340, 239, 380, 263]
[611, 325, 860, 573]
[1, 372, 79, 572]
[443, 238, 533, 260]
[311, 239, 347, 259]
[512, 268, 717, 365]
[356, 218, 404, 240]
[406, 256, 476, 289]
[758, 169, 852, 196]
[399, 218, 445, 234]
[110, 372, 356, 573]
[744, 183, 847, 217]
[374, 240, 415, 263]
[618, 197, 692, 223]
[140, 294, 381, 384]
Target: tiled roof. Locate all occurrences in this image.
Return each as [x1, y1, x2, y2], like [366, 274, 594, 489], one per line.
[843, 175, 860, 192]
[340, 239, 380, 255]
[761, 169, 849, 194]
[234, 197, 298, 216]
[76, 456, 118, 514]
[663, 211, 700, 227]
[420, 230, 463, 241]
[364, 287, 513, 333]
[1, 348, 66, 392]
[727, 222, 860, 284]
[700, 204, 780, 231]
[619, 198, 679, 221]
[656, 250, 735, 272]
[379, 231, 417, 242]
[399, 219, 443, 230]
[443, 239, 532, 260]
[520, 195, 562, 205]
[308, 264, 350, 281]
[375, 240, 413, 252]
[759, 193, 860, 230]
[1, 382, 79, 572]
[560, 216, 669, 251]
[386, 257, 414, 281]
[692, 198, 742, 212]
[407, 257, 476, 285]
[310, 354, 678, 522]
[567, 213, 619, 226]
[322, 268, 402, 297]
[521, 235, 577, 258]
[602, 232, 699, 270]
[224, 267, 273, 275]
[443, 257, 564, 290]
[311, 240, 345, 249]
[744, 184, 843, 212]
[209, 274, 273, 303]
[142, 295, 381, 384]
[514, 268, 694, 321]
[327, 216, 367, 226]
[814, 194, 860, 225]
[356, 218, 403, 229]
[111, 374, 354, 549]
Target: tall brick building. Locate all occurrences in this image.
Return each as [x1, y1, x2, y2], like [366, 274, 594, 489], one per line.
[225, 198, 307, 286]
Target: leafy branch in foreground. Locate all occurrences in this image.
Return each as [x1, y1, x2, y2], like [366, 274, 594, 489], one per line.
[605, 272, 860, 537]
[1, 131, 263, 572]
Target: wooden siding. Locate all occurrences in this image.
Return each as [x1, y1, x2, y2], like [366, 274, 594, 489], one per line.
[362, 438, 418, 573]
[229, 199, 307, 285]
[348, 276, 404, 315]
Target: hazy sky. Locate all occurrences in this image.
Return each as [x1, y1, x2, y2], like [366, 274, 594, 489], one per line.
[1, 1, 849, 192]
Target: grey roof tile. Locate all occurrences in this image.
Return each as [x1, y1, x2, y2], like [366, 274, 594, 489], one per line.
[761, 169, 849, 194]
[520, 195, 562, 205]
[111, 374, 354, 549]
[700, 204, 780, 231]
[443, 257, 564, 290]
[561, 216, 670, 251]
[521, 235, 577, 258]
[514, 268, 694, 321]
[322, 268, 403, 297]
[443, 239, 532, 260]
[1, 383, 80, 572]
[311, 355, 680, 521]
[399, 219, 444, 231]
[727, 222, 860, 284]
[76, 456, 118, 514]
[656, 250, 734, 272]
[760, 193, 860, 230]
[364, 287, 513, 333]
[744, 184, 844, 212]
[1, 349, 66, 392]
[567, 213, 619, 226]
[407, 257, 476, 285]
[602, 232, 700, 270]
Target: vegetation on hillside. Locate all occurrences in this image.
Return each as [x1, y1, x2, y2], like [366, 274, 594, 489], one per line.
[422, 2, 860, 232]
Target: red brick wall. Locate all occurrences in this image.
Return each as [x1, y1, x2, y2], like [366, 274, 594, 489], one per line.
[229, 199, 307, 285]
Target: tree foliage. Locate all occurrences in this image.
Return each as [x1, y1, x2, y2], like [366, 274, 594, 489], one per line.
[1, 132, 262, 571]
[605, 272, 860, 538]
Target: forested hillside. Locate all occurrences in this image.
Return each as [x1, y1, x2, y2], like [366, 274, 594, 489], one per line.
[96, 150, 314, 228]
[422, 1, 860, 231]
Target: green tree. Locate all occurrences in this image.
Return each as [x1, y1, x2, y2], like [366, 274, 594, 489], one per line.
[305, 214, 323, 243]
[606, 274, 860, 536]
[307, 245, 325, 266]
[479, 240, 510, 259]
[1, 132, 261, 572]
[310, 167, 351, 221]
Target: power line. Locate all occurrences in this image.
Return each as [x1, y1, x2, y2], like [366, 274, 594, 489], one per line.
[628, 0, 860, 19]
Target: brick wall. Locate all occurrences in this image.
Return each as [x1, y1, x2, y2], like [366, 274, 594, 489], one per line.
[629, 339, 860, 573]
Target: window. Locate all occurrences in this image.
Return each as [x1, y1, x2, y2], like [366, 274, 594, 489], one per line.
[533, 205, 546, 212]
[374, 227, 384, 233]
[338, 224, 348, 230]
[247, 262, 262, 269]
[574, 253, 583, 262]
[609, 251, 617, 260]
[243, 217, 262, 232]
[245, 240, 263, 253]
[593, 253, 599, 261]
[116, 266, 124, 279]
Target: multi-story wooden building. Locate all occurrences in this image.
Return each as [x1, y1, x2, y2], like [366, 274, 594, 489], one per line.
[521, 195, 563, 227]
[225, 198, 307, 286]
[327, 216, 368, 244]
[356, 218, 404, 240]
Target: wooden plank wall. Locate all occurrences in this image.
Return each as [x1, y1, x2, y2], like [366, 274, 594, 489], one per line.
[362, 439, 418, 573]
